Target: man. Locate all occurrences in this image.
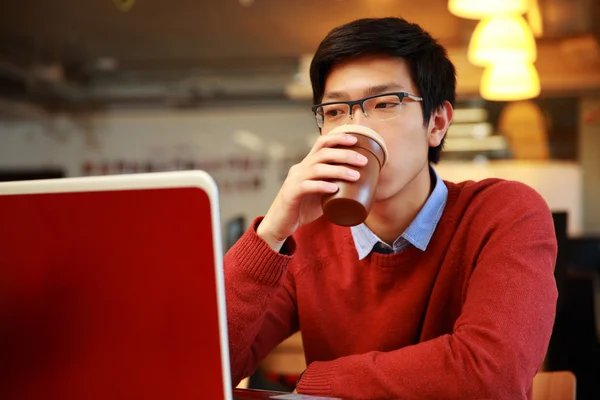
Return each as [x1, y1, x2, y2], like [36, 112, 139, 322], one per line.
[224, 17, 557, 399]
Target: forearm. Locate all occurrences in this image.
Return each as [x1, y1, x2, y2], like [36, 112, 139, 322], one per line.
[298, 271, 556, 399]
[224, 218, 298, 384]
[225, 265, 281, 383]
[298, 327, 540, 399]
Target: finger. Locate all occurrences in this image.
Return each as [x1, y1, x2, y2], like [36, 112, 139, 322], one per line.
[294, 180, 339, 196]
[310, 132, 357, 154]
[312, 147, 369, 167]
[306, 163, 361, 183]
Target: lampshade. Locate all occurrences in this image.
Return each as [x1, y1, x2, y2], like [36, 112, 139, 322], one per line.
[468, 15, 537, 67]
[480, 62, 541, 101]
[526, 0, 543, 37]
[448, 0, 531, 19]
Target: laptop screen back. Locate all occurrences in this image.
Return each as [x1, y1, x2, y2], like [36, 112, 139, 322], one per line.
[0, 173, 231, 400]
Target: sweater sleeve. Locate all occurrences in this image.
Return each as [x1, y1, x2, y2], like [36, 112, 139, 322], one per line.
[224, 217, 300, 386]
[296, 182, 558, 399]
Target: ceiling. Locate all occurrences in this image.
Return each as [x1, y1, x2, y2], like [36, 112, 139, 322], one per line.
[0, 0, 471, 67]
[1, 0, 599, 106]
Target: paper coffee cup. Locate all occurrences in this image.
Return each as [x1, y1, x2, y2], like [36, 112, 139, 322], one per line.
[321, 125, 388, 226]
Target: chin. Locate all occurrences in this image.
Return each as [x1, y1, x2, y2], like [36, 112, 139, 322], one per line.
[373, 182, 404, 203]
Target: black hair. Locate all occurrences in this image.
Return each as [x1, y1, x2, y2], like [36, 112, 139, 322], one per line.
[310, 17, 456, 163]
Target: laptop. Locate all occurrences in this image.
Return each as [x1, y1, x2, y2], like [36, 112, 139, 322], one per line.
[0, 171, 334, 400]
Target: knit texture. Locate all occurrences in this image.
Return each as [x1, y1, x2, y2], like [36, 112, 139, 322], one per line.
[224, 179, 558, 399]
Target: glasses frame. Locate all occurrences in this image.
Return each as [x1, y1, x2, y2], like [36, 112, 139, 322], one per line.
[311, 91, 424, 128]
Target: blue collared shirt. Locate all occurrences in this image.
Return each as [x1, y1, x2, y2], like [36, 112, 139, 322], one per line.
[351, 167, 448, 260]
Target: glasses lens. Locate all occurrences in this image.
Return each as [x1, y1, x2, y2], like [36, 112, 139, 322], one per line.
[317, 103, 349, 127]
[315, 110, 324, 128]
[364, 94, 403, 121]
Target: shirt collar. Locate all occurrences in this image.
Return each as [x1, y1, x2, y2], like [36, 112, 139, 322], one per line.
[351, 166, 448, 260]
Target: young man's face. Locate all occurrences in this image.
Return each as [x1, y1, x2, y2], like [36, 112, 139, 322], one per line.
[320, 55, 446, 201]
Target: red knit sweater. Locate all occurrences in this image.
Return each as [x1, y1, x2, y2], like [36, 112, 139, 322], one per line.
[224, 179, 558, 399]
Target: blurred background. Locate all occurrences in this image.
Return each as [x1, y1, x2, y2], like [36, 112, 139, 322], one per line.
[0, 0, 598, 398]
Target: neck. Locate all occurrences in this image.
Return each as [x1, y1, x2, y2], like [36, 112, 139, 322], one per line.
[365, 163, 433, 245]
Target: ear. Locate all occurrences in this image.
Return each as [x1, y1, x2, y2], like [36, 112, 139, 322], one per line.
[428, 100, 453, 147]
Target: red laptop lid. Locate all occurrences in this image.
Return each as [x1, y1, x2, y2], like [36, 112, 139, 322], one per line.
[0, 172, 231, 400]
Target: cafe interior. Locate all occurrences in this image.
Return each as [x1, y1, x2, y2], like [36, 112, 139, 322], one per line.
[0, 0, 599, 398]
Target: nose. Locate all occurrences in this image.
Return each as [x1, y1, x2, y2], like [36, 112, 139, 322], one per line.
[348, 103, 368, 124]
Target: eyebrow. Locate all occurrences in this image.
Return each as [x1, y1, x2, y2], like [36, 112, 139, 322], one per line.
[322, 83, 406, 101]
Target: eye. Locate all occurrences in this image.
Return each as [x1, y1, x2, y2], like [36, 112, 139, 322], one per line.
[323, 107, 346, 118]
[374, 101, 401, 109]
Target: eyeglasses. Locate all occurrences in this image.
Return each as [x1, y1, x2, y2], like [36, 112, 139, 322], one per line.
[311, 92, 423, 129]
